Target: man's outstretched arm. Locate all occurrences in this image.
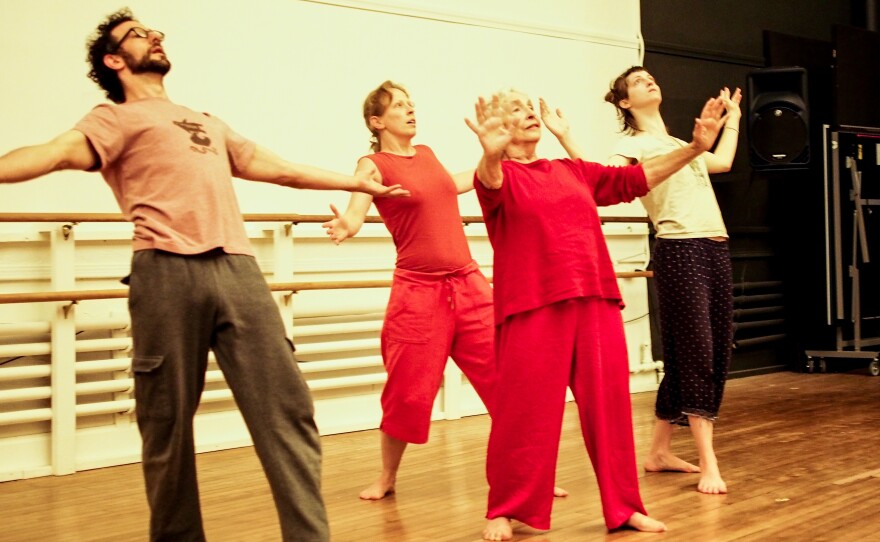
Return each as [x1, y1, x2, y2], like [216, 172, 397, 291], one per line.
[237, 145, 409, 198]
[0, 130, 97, 184]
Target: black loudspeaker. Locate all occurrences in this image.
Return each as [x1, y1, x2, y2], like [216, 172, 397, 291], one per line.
[747, 67, 810, 169]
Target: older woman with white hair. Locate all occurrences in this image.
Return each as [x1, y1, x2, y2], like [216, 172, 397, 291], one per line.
[466, 90, 727, 540]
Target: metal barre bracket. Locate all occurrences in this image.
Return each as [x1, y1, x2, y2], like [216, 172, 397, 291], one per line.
[62, 223, 77, 240]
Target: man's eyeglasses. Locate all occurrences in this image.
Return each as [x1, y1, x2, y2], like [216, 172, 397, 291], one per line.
[110, 27, 165, 52]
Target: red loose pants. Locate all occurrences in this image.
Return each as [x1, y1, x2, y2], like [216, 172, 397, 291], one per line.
[486, 297, 647, 530]
[380, 260, 496, 444]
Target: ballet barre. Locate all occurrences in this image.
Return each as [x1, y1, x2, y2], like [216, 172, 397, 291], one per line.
[0, 213, 650, 224]
[0, 272, 653, 305]
[0, 212, 653, 306]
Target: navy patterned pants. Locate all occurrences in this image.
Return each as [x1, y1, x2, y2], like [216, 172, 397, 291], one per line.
[653, 238, 733, 425]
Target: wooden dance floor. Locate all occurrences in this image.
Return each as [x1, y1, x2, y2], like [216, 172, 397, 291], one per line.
[3, 370, 879, 541]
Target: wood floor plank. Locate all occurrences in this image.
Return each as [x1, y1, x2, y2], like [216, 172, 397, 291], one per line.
[1, 371, 879, 541]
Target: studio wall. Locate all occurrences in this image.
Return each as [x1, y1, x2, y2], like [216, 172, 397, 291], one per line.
[0, 0, 644, 219]
[0, 1, 663, 480]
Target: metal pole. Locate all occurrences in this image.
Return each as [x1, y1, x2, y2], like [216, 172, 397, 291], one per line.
[867, 0, 878, 32]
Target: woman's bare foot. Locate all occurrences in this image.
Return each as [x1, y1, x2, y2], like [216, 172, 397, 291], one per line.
[359, 477, 395, 500]
[624, 512, 667, 532]
[645, 451, 701, 473]
[697, 462, 727, 494]
[553, 486, 569, 497]
[482, 517, 513, 541]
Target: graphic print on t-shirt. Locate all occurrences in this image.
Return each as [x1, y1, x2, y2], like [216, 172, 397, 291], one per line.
[173, 119, 218, 155]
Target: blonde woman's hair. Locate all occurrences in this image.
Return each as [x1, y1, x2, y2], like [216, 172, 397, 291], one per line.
[362, 81, 409, 152]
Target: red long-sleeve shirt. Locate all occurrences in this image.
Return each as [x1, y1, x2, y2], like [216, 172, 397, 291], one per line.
[475, 158, 648, 324]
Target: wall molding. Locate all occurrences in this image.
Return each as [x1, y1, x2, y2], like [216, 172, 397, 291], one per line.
[302, 0, 640, 49]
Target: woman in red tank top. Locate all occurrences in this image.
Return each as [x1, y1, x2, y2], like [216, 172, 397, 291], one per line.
[322, 81, 499, 502]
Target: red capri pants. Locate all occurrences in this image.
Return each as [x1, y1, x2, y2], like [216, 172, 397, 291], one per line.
[380, 260, 496, 444]
[486, 297, 647, 530]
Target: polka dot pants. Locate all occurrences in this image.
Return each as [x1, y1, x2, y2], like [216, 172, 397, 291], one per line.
[653, 237, 733, 425]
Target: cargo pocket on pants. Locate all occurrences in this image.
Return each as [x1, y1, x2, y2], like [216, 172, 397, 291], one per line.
[382, 283, 435, 344]
[132, 356, 172, 421]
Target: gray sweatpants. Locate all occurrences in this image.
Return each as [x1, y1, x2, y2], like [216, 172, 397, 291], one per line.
[128, 249, 328, 542]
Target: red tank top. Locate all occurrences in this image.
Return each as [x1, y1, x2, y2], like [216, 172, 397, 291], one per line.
[367, 145, 472, 272]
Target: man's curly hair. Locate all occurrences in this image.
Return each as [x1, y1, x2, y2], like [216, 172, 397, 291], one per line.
[86, 8, 134, 104]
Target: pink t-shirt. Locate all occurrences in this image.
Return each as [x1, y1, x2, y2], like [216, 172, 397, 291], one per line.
[475, 158, 648, 324]
[368, 145, 472, 273]
[74, 98, 256, 255]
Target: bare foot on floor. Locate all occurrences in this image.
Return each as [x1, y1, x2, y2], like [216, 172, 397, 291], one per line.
[359, 478, 395, 500]
[553, 486, 569, 498]
[624, 512, 667, 532]
[483, 517, 513, 541]
[645, 452, 701, 473]
[697, 463, 727, 494]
